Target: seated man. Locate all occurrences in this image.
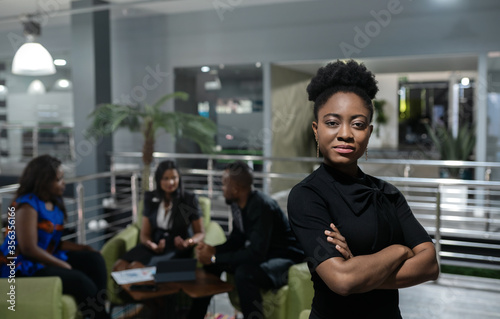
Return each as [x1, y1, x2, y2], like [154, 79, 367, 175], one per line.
[191, 161, 304, 319]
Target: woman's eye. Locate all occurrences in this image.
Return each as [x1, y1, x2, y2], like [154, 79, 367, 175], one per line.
[325, 121, 339, 127]
[353, 122, 366, 128]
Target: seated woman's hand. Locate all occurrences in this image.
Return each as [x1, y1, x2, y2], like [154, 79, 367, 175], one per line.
[174, 236, 190, 250]
[325, 223, 353, 260]
[146, 239, 165, 254]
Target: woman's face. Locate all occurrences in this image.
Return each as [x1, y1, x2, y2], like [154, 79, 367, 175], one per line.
[160, 168, 180, 195]
[50, 166, 66, 197]
[312, 92, 373, 176]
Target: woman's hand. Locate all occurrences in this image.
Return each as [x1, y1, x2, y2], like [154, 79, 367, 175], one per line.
[174, 236, 192, 250]
[146, 239, 165, 254]
[325, 223, 353, 260]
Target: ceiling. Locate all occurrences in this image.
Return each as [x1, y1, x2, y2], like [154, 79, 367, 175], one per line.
[277, 54, 481, 76]
[2, 0, 499, 74]
[0, 0, 311, 30]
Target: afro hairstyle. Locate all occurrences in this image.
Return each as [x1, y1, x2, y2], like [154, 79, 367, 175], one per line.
[307, 59, 378, 122]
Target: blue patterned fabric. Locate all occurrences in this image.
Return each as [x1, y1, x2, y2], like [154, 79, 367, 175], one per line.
[0, 193, 67, 277]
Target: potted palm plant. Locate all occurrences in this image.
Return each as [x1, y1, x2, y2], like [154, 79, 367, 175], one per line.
[373, 99, 388, 138]
[86, 92, 217, 190]
[425, 123, 475, 179]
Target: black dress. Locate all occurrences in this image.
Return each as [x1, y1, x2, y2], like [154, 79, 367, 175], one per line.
[288, 163, 432, 319]
[120, 191, 201, 265]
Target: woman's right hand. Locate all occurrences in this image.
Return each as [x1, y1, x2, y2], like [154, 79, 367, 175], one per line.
[325, 223, 353, 260]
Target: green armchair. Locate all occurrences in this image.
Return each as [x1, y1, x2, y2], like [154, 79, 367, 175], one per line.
[100, 196, 226, 307]
[0, 276, 82, 319]
[228, 262, 314, 319]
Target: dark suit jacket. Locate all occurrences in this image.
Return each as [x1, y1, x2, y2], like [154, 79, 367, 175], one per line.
[215, 190, 304, 287]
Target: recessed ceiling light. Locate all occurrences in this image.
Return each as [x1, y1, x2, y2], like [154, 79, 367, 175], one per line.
[201, 66, 210, 72]
[53, 78, 72, 90]
[54, 59, 67, 66]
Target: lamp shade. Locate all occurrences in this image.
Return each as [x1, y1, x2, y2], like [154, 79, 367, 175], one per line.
[27, 79, 46, 94]
[12, 42, 56, 76]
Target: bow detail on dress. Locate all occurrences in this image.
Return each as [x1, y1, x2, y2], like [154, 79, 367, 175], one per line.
[324, 164, 402, 251]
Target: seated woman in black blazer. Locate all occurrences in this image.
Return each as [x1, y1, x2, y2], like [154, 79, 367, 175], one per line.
[113, 160, 204, 270]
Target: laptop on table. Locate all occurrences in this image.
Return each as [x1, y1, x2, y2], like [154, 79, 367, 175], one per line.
[154, 258, 197, 283]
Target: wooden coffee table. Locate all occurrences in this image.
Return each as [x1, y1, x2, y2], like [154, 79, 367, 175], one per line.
[121, 268, 233, 301]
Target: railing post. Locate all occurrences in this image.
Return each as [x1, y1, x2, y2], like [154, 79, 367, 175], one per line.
[76, 182, 86, 244]
[110, 157, 116, 203]
[434, 189, 442, 270]
[131, 173, 139, 223]
[207, 158, 213, 199]
[263, 160, 271, 194]
[485, 167, 491, 181]
[404, 164, 411, 178]
[485, 168, 491, 232]
[68, 129, 76, 161]
[32, 126, 39, 158]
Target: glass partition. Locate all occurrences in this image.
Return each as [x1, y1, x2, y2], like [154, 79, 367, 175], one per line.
[487, 52, 500, 179]
[174, 64, 263, 158]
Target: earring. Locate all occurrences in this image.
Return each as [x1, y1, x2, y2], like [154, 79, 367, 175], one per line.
[316, 142, 319, 158]
[365, 148, 368, 161]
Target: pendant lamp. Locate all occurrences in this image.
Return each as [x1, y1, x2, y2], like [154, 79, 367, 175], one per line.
[12, 21, 56, 76]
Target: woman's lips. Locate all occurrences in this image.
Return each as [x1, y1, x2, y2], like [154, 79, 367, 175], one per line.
[333, 145, 355, 154]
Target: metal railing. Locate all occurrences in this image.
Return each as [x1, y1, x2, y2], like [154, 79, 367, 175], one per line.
[0, 169, 141, 248]
[110, 152, 500, 270]
[1, 152, 499, 271]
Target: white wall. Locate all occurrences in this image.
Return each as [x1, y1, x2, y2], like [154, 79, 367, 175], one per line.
[369, 74, 399, 149]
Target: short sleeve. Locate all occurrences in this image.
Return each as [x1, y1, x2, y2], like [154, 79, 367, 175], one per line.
[288, 184, 343, 271]
[392, 190, 432, 249]
[178, 192, 202, 222]
[142, 191, 155, 218]
[16, 194, 41, 211]
[187, 193, 202, 221]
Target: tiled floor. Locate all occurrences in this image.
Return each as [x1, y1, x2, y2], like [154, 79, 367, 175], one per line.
[399, 275, 500, 319]
[209, 274, 500, 319]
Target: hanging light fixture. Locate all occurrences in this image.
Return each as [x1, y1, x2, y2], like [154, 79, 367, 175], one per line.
[12, 19, 56, 76]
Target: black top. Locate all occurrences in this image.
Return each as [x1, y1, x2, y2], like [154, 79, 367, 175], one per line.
[288, 164, 432, 319]
[216, 190, 303, 266]
[143, 190, 201, 251]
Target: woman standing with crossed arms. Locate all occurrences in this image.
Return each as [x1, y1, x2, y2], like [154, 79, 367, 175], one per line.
[288, 60, 439, 318]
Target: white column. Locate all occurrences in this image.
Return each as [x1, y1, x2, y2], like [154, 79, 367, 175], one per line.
[262, 62, 272, 194]
[475, 53, 488, 178]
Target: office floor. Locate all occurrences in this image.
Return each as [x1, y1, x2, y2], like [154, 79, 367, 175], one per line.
[112, 274, 500, 319]
[399, 276, 500, 319]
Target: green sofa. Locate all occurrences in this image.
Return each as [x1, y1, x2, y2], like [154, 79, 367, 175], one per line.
[0, 276, 82, 319]
[100, 196, 227, 308]
[1, 228, 81, 319]
[228, 262, 314, 319]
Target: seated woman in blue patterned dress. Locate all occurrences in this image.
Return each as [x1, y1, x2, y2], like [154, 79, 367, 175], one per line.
[0, 155, 110, 319]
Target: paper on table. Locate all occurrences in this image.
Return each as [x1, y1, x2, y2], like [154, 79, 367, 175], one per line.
[111, 266, 157, 285]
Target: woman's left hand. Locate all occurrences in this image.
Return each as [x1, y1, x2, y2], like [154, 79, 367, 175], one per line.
[325, 223, 353, 260]
[174, 236, 189, 250]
